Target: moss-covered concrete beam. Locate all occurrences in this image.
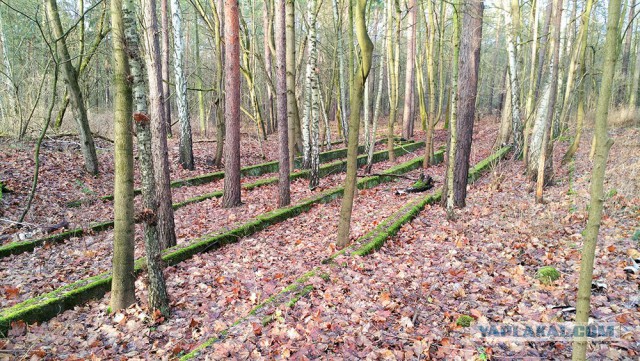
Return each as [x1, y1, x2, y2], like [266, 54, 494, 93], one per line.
[0, 150, 427, 337]
[182, 147, 512, 358]
[0, 142, 424, 259]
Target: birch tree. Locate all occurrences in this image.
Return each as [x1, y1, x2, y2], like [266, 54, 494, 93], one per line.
[286, 0, 302, 168]
[333, 0, 348, 141]
[443, 0, 461, 220]
[528, 0, 563, 202]
[301, 0, 318, 170]
[503, 0, 523, 156]
[123, 0, 169, 315]
[170, 0, 194, 170]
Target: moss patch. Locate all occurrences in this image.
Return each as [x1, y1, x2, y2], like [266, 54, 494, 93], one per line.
[536, 266, 561, 285]
[456, 315, 474, 327]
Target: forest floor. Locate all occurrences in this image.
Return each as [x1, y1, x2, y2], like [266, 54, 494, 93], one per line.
[0, 118, 638, 360]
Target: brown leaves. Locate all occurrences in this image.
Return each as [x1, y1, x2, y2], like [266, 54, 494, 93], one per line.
[2, 286, 19, 299]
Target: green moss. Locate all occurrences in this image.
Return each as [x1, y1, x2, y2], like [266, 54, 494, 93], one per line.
[319, 273, 331, 282]
[286, 285, 313, 307]
[537, 266, 561, 285]
[632, 229, 640, 241]
[0, 144, 430, 339]
[456, 315, 474, 327]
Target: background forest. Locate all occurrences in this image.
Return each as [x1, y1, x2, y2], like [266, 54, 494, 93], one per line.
[0, 0, 638, 359]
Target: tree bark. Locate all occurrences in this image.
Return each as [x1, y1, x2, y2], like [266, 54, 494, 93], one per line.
[286, 0, 302, 168]
[142, 0, 177, 249]
[572, 1, 620, 359]
[336, 0, 373, 249]
[161, 0, 172, 137]
[46, 0, 99, 175]
[533, 0, 563, 202]
[423, 0, 438, 167]
[562, 0, 594, 163]
[453, 0, 484, 208]
[443, 0, 461, 219]
[495, 72, 513, 148]
[386, 0, 400, 162]
[276, 0, 290, 207]
[264, 0, 275, 134]
[170, 0, 194, 170]
[402, 0, 417, 139]
[223, 0, 242, 208]
[123, 0, 170, 315]
[333, 0, 349, 141]
[504, 0, 523, 156]
[110, 0, 136, 311]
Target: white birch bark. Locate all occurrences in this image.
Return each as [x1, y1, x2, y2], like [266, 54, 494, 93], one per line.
[170, 0, 194, 170]
[503, 0, 523, 155]
[333, 0, 348, 140]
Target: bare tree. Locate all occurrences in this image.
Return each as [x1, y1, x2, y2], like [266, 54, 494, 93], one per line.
[275, 0, 290, 207]
[222, 0, 242, 208]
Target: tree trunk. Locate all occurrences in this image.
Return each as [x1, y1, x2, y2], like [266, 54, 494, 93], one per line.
[453, 0, 484, 208]
[303, 0, 321, 188]
[572, 1, 620, 360]
[629, 35, 640, 108]
[443, 0, 461, 220]
[301, 0, 316, 170]
[620, 0, 635, 103]
[264, 0, 275, 135]
[214, 0, 225, 168]
[366, 19, 386, 172]
[123, 0, 170, 316]
[223, 0, 242, 208]
[386, 0, 400, 162]
[46, 0, 99, 175]
[573, 0, 620, 361]
[195, 21, 206, 136]
[562, 0, 594, 163]
[142, 0, 177, 249]
[0, 10, 19, 132]
[286, 0, 302, 168]
[524, 0, 539, 123]
[423, 0, 438, 167]
[333, 0, 349, 141]
[161, 0, 172, 137]
[110, 0, 136, 311]
[402, 0, 417, 139]
[533, 0, 563, 202]
[336, 0, 373, 249]
[276, 0, 290, 206]
[495, 72, 513, 148]
[504, 0, 523, 156]
[170, 0, 194, 170]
